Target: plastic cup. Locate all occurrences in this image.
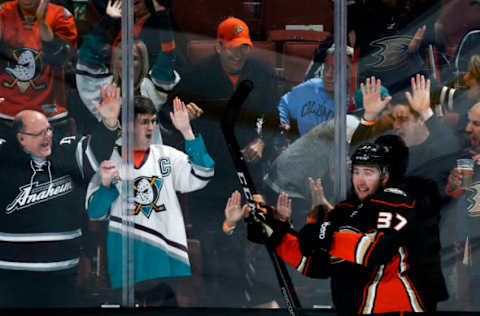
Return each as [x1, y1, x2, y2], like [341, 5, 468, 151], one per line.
[457, 158, 474, 188]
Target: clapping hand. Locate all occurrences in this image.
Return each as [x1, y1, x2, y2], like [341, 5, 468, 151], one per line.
[170, 97, 195, 140]
[276, 192, 292, 221]
[224, 191, 249, 229]
[92, 82, 121, 129]
[100, 160, 119, 188]
[106, 0, 122, 19]
[361, 76, 392, 121]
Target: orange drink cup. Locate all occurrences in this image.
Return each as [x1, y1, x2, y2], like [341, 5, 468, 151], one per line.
[457, 158, 474, 189]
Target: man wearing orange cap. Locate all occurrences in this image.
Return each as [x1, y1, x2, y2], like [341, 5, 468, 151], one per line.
[173, 16, 281, 306]
[215, 17, 254, 79]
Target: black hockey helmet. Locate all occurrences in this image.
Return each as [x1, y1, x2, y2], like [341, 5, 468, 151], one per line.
[374, 134, 409, 182]
[351, 142, 391, 163]
[351, 135, 409, 182]
[351, 142, 393, 179]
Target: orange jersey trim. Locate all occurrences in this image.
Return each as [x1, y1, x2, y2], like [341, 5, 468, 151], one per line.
[336, 202, 355, 208]
[134, 150, 148, 168]
[329, 231, 360, 263]
[370, 199, 415, 209]
[329, 231, 383, 267]
[276, 233, 303, 268]
[161, 40, 176, 52]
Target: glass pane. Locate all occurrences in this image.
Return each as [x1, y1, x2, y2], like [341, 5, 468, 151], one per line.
[1, 0, 475, 313]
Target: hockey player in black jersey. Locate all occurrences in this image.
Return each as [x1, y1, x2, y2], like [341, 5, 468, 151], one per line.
[265, 138, 443, 314]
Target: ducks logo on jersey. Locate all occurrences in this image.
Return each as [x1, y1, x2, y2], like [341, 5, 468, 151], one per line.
[133, 176, 165, 218]
[3, 48, 46, 93]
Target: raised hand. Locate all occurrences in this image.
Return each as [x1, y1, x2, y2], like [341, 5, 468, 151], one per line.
[36, 0, 49, 22]
[100, 160, 119, 188]
[106, 0, 122, 19]
[405, 74, 432, 120]
[224, 191, 248, 228]
[308, 177, 333, 211]
[36, 0, 54, 41]
[170, 97, 194, 140]
[92, 82, 121, 129]
[408, 25, 426, 53]
[361, 76, 392, 121]
[276, 192, 292, 221]
[242, 137, 264, 163]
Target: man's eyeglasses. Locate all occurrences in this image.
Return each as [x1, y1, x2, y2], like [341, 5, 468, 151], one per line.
[19, 126, 53, 137]
[137, 118, 157, 126]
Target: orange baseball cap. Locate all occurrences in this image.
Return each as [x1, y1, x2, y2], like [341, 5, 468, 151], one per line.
[217, 17, 253, 48]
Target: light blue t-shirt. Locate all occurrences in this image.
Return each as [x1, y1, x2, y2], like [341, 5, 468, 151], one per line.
[278, 78, 349, 135]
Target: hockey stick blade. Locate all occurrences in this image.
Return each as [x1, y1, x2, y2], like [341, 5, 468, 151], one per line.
[221, 80, 301, 315]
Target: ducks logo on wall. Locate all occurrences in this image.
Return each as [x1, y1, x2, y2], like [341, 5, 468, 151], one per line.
[368, 35, 412, 70]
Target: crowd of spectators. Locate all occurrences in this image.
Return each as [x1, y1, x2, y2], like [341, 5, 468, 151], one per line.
[0, 0, 480, 311]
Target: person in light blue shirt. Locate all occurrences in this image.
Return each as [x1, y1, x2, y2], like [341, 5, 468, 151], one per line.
[278, 48, 353, 136]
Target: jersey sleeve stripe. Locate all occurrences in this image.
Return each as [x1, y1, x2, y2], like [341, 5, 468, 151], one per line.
[361, 265, 385, 314]
[83, 136, 99, 174]
[355, 232, 377, 265]
[303, 256, 312, 275]
[190, 168, 214, 181]
[296, 256, 308, 273]
[398, 247, 425, 312]
[75, 136, 85, 179]
[362, 232, 383, 266]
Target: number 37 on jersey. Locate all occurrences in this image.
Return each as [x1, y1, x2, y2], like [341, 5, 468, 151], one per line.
[377, 212, 408, 231]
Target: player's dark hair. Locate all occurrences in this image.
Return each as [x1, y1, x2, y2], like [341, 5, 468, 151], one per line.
[134, 96, 157, 119]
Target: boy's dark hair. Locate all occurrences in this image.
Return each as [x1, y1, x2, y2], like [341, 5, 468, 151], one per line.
[134, 96, 157, 119]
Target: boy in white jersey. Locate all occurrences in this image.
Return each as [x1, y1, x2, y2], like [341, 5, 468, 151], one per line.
[86, 96, 214, 306]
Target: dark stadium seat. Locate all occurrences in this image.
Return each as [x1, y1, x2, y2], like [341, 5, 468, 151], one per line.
[261, 0, 333, 35]
[282, 41, 319, 86]
[172, 0, 256, 41]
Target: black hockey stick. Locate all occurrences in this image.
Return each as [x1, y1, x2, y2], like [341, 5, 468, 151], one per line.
[221, 80, 301, 316]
